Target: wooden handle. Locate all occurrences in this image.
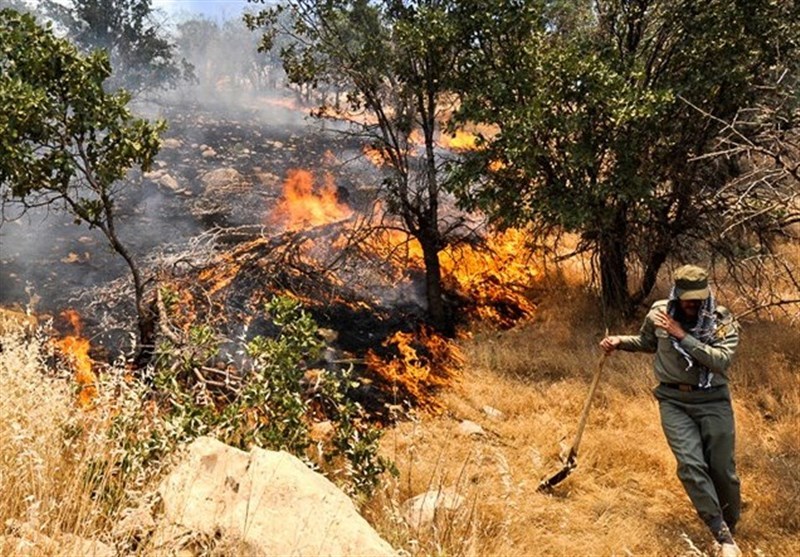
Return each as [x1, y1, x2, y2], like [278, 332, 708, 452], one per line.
[569, 353, 608, 457]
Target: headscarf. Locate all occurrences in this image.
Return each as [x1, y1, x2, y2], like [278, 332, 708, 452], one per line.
[667, 286, 718, 389]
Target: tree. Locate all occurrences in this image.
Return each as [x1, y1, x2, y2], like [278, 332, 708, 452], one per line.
[43, 0, 193, 95]
[246, 0, 467, 334]
[0, 8, 166, 362]
[449, 0, 800, 314]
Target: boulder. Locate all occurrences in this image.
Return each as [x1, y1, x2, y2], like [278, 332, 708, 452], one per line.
[157, 436, 396, 557]
[162, 138, 182, 150]
[402, 488, 466, 530]
[158, 174, 181, 192]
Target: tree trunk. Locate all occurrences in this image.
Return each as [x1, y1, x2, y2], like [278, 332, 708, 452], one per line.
[419, 235, 452, 336]
[99, 206, 156, 369]
[598, 208, 632, 315]
[632, 241, 671, 306]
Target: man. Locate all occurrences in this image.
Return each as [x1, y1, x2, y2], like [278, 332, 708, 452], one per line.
[600, 265, 742, 557]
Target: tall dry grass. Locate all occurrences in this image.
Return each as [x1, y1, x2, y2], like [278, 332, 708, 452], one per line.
[2, 253, 798, 557]
[368, 272, 800, 557]
[0, 317, 158, 555]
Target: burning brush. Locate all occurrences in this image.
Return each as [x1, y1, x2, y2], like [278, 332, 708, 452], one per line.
[55, 309, 98, 408]
[364, 325, 464, 414]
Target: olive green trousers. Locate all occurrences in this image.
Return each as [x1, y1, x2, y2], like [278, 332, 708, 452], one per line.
[654, 384, 741, 531]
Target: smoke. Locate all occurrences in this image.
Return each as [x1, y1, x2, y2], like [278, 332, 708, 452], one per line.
[1, 1, 436, 348]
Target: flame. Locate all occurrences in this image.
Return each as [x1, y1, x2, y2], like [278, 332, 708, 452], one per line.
[408, 129, 424, 146]
[363, 144, 390, 167]
[57, 309, 97, 407]
[363, 226, 539, 327]
[270, 169, 352, 231]
[440, 229, 538, 327]
[439, 129, 479, 151]
[198, 237, 271, 296]
[365, 325, 463, 412]
[488, 159, 507, 172]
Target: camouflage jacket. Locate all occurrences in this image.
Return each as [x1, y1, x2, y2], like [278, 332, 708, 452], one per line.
[616, 300, 739, 387]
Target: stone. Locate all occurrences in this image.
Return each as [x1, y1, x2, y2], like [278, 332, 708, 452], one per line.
[402, 488, 466, 530]
[455, 419, 485, 437]
[482, 405, 506, 421]
[156, 436, 396, 557]
[158, 174, 180, 191]
[199, 168, 247, 193]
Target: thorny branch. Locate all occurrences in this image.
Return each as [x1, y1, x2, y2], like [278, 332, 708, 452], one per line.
[680, 96, 800, 321]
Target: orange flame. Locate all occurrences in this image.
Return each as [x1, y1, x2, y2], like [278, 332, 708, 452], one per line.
[364, 226, 539, 327]
[439, 130, 479, 151]
[363, 144, 390, 167]
[58, 309, 97, 407]
[488, 159, 507, 172]
[440, 229, 538, 327]
[270, 169, 352, 231]
[365, 325, 463, 412]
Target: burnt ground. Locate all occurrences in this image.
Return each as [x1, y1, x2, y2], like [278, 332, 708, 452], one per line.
[0, 97, 382, 341]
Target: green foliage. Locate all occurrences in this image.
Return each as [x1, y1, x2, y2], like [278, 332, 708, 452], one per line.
[43, 0, 193, 94]
[1, 8, 164, 347]
[0, 8, 165, 217]
[139, 295, 392, 497]
[246, 0, 470, 332]
[449, 0, 800, 310]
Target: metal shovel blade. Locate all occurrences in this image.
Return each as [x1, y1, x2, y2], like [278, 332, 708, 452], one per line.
[536, 354, 607, 493]
[537, 451, 577, 492]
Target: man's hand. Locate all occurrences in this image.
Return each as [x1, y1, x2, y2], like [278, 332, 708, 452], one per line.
[600, 336, 621, 353]
[654, 309, 686, 340]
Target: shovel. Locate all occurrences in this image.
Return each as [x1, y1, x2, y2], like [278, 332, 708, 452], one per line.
[537, 352, 608, 492]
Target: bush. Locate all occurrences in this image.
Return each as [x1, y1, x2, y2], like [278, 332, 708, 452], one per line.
[144, 294, 393, 498]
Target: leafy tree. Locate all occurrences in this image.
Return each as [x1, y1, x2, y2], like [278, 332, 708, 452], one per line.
[44, 0, 193, 95]
[246, 0, 467, 334]
[175, 16, 280, 96]
[449, 0, 800, 314]
[0, 8, 165, 361]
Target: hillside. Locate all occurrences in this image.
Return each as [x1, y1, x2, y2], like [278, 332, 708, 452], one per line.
[367, 284, 800, 556]
[2, 269, 798, 556]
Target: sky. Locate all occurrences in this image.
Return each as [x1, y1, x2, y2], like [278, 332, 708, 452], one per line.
[152, 0, 255, 22]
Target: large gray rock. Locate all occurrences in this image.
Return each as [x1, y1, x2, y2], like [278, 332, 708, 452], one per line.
[157, 436, 396, 557]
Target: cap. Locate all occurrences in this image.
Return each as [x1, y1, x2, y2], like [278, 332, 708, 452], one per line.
[673, 265, 710, 300]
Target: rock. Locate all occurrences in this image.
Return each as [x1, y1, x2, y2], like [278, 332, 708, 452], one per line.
[156, 436, 396, 557]
[113, 504, 157, 540]
[162, 138, 182, 149]
[201, 148, 217, 158]
[199, 168, 247, 193]
[455, 420, 485, 437]
[158, 174, 180, 191]
[402, 488, 466, 530]
[482, 405, 506, 421]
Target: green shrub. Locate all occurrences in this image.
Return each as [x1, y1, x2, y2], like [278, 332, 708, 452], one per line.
[129, 294, 393, 498]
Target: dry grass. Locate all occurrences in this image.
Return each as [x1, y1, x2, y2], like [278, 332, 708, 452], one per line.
[0, 317, 160, 555]
[369, 277, 800, 557]
[2, 255, 798, 556]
